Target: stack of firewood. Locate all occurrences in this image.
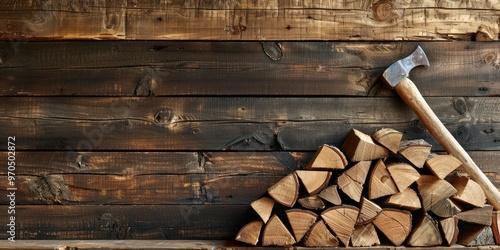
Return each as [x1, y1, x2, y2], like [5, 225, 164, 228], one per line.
[235, 128, 496, 247]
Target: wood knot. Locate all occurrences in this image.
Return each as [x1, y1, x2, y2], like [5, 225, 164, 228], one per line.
[482, 53, 497, 64]
[27, 175, 71, 204]
[154, 109, 182, 128]
[262, 42, 283, 61]
[373, 0, 400, 23]
[452, 98, 468, 116]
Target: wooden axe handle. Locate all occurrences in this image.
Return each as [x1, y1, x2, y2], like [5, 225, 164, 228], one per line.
[395, 78, 500, 210]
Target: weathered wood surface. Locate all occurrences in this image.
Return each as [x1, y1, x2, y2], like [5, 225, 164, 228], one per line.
[0, 174, 285, 205]
[0, 240, 498, 250]
[0, 42, 499, 96]
[0, 205, 248, 240]
[0, 97, 498, 151]
[1, 0, 499, 41]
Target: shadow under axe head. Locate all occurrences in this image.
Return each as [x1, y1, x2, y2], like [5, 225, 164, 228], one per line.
[382, 46, 430, 88]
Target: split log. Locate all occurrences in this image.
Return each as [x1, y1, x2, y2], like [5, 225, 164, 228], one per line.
[250, 196, 274, 223]
[337, 161, 371, 202]
[398, 139, 432, 168]
[382, 188, 421, 211]
[493, 211, 500, 245]
[286, 209, 318, 242]
[386, 162, 420, 192]
[351, 223, 380, 247]
[235, 220, 264, 246]
[450, 173, 486, 208]
[357, 197, 382, 225]
[457, 205, 493, 226]
[321, 205, 359, 246]
[367, 159, 398, 199]
[298, 195, 325, 210]
[318, 185, 341, 206]
[425, 153, 462, 179]
[373, 208, 412, 246]
[296, 170, 332, 195]
[456, 223, 487, 246]
[416, 175, 457, 211]
[261, 214, 296, 246]
[341, 129, 389, 162]
[267, 173, 299, 207]
[306, 145, 347, 170]
[372, 128, 403, 154]
[406, 213, 442, 247]
[430, 198, 461, 218]
[439, 216, 459, 246]
[304, 220, 339, 247]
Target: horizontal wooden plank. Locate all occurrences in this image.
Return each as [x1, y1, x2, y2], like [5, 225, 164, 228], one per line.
[0, 1, 499, 40]
[0, 174, 283, 205]
[0, 151, 298, 175]
[0, 205, 248, 240]
[0, 42, 499, 96]
[0, 240, 497, 250]
[1, 151, 497, 176]
[1, 97, 498, 151]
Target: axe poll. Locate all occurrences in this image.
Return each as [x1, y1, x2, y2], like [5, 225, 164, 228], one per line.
[382, 46, 500, 210]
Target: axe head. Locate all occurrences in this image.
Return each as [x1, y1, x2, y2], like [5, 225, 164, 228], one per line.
[382, 46, 430, 88]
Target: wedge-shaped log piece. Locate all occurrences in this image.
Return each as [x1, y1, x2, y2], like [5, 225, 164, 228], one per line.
[341, 129, 389, 162]
[235, 220, 264, 246]
[251, 197, 274, 223]
[318, 185, 341, 205]
[321, 205, 359, 246]
[357, 197, 382, 225]
[372, 128, 403, 153]
[399, 139, 432, 168]
[351, 223, 380, 247]
[286, 209, 318, 242]
[407, 213, 442, 247]
[386, 162, 420, 192]
[416, 175, 457, 211]
[457, 205, 493, 226]
[262, 214, 296, 246]
[450, 173, 486, 208]
[337, 161, 371, 202]
[440, 216, 459, 246]
[382, 188, 421, 211]
[304, 219, 339, 247]
[298, 195, 325, 210]
[267, 173, 299, 207]
[306, 144, 347, 170]
[296, 170, 331, 195]
[457, 223, 487, 246]
[493, 211, 500, 245]
[372, 208, 412, 246]
[425, 153, 462, 179]
[430, 198, 461, 218]
[368, 160, 398, 199]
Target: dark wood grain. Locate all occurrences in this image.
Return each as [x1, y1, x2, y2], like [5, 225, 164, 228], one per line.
[0, 174, 284, 205]
[0, 205, 249, 240]
[0, 42, 499, 96]
[0, 151, 298, 175]
[0, 150, 498, 175]
[0, 0, 499, 41]
[1, 97, 498, 151]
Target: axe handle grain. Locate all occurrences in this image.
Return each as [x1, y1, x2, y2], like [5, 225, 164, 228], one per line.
[395, 78, 500, 210]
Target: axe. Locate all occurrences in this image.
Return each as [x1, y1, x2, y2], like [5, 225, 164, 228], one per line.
[382, 46, 500, 210]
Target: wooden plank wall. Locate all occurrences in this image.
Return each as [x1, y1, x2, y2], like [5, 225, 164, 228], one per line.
[0, 0, 499, 244]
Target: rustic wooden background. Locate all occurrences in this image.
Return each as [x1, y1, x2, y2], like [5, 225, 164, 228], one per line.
[0, 0, 499, 246]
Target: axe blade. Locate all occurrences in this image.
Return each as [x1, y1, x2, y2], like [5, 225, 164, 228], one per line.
[382, 46, 430, 88]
